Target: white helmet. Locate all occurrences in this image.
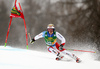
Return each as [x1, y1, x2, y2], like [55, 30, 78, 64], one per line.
[47, 24, 55, 29]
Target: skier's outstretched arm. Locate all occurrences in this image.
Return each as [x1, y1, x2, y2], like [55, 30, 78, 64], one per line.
[56, 32, 66, 50]
[30, 31, 46, 44]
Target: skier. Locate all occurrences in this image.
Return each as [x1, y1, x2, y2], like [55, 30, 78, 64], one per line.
[30, 24, 81, 63]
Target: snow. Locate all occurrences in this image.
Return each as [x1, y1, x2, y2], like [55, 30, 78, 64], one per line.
[0, 46, 100, 69]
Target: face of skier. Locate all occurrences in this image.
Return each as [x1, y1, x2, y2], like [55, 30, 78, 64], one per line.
[48, 28, 53, 35]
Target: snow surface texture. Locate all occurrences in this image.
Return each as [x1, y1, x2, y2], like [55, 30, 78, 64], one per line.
[0, 46, 100, 69]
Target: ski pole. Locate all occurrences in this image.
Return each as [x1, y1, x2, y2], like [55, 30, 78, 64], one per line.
[66, 49, 96, 53]
[28, 33, 32, 41]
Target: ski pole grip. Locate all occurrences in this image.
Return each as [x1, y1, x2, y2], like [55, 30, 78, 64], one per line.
[28, 33, 31, 41]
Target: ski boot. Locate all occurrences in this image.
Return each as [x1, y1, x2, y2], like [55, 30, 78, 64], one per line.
[56, 53, 64, 60]
[76, 57, 81, 63]
[73, 54, 81, 63]
[56, 56, 64, 60]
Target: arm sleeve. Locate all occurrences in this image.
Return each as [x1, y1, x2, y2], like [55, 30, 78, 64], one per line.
[34, 31, 46, 40]
[56, 32, 66, 45]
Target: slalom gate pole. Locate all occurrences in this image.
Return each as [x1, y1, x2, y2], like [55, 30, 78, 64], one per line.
[5, 17, 12, 47]
[5, 0, 28, 49]
[15, 0, 17, 5]
[19, 2, 28, 49]
[18, 2, 22, 11]
[23, 19, 28, 49]
[66, 49, 96, 53]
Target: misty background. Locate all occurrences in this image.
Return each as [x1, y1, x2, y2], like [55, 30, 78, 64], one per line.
[0, 0, 100, 60]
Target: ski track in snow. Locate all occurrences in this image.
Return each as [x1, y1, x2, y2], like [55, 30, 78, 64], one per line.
[0, 46, 100, 69]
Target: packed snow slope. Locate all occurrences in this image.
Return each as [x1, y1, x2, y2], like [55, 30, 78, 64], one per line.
[0, 46, 100, 69]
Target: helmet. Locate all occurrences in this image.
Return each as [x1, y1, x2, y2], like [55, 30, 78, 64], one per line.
[47, 24, 55, 29]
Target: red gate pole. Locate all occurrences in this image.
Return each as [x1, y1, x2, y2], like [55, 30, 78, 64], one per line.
[23, 19, 28, 49]
[18, 2, 28, 49]
[5, 17, 12, 47]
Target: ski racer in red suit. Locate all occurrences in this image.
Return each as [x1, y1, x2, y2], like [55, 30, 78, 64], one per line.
[30, 24, 81, 63]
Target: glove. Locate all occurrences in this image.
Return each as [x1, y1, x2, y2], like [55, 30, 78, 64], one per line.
[30, 38, 35, 44]
[59, 44, 63, 50]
